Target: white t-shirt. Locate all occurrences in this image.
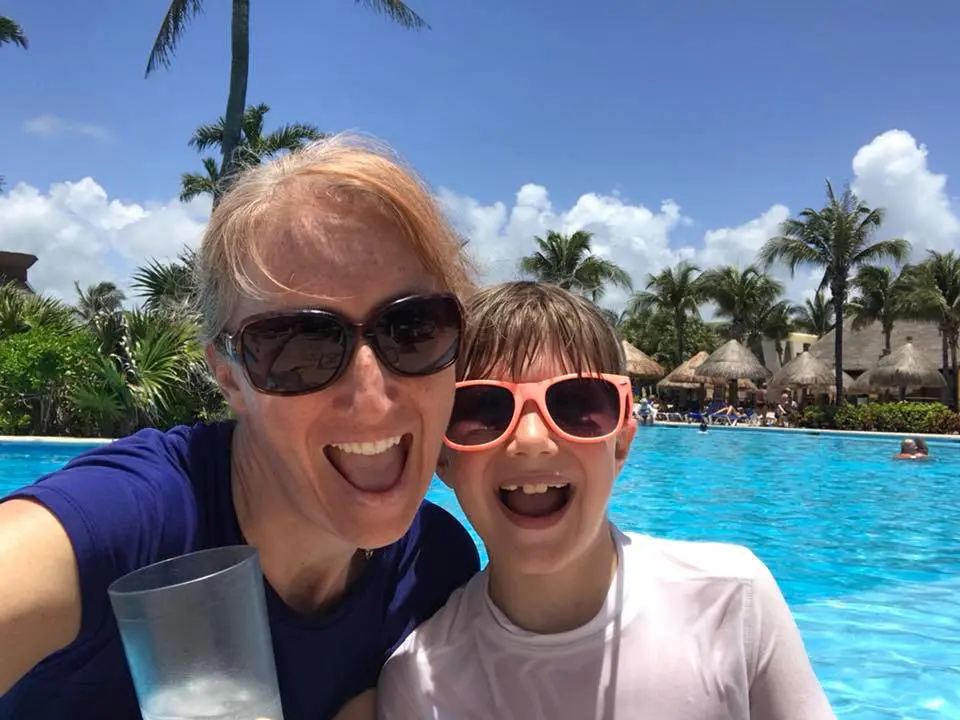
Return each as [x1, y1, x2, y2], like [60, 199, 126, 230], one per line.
[377, 527, 835, 720]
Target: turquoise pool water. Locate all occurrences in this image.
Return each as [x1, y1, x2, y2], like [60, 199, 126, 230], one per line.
[2, 427, 959, 718]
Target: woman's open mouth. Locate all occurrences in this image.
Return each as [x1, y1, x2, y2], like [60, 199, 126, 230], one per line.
[324, 433, 413, 494]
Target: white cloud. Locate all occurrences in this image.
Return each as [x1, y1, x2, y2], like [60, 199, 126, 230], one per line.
[2, 128, 957, 313]
[0, 178, 208, 302]
[851, 129, 960, 257]
[23, 114, 112, 142]
[440, 183, 690, 310]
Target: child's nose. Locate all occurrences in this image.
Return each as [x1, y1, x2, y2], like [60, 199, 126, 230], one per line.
[508, 401, 557, 456]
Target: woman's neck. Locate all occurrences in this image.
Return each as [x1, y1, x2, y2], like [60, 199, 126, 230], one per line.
[230, 424, 365, 616]
[487, 525, 619, 635]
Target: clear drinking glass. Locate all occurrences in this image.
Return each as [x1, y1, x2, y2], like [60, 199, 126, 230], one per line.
[108, 545, 284, 720]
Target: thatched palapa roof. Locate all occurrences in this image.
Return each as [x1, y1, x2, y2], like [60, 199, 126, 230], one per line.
[621, 340, 665, 380]
[850, 339, 946, 394]
[808, 319, 946, 372]
[694, 339, 772, 381]
[767, 351, 852, 395]
[657, 350, 756, 390]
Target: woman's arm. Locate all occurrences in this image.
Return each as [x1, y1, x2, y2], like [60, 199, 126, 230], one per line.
[0, 499, 82, 695]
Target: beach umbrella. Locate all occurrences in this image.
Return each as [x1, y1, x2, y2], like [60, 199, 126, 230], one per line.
[849, 337, 946, 399]
[620, 340, 665, 380]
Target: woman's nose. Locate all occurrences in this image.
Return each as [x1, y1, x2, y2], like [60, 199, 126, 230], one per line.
[330, 340, 396, 415]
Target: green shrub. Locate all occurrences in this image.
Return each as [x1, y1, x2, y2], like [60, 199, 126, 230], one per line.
[796, 402, 960, 434]
[0, 326, 100, 435]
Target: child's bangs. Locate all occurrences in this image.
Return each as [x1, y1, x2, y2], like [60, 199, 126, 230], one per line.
[457, 284, 625, 381]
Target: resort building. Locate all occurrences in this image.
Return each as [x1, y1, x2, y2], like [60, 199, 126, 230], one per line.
[0, 251, 37, 292]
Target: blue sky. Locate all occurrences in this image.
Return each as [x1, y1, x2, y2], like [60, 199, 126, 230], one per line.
[3, 0, 960, 306]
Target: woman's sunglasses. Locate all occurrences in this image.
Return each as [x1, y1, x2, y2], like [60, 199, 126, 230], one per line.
[444, 373, 632, 451]
[218, 293, 463, 396]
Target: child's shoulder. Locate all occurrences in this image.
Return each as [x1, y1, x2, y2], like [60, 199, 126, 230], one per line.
[619, 529, 768, 584]
[386, 567, 488, 661]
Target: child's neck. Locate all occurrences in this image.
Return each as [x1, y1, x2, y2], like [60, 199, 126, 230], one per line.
[487, 525, 618, 635]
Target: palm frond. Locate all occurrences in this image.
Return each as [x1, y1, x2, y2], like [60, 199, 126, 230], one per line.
[0, 16, 28, 49]
[354, 0, 430, 30]
[145, 0, 205, 76]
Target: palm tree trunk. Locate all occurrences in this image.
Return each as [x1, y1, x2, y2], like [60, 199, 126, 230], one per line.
[215, 0, 250, 207]
[675, 313, 685, 366]
[832, 282, 845, 405]
[951, 330, 959, 411]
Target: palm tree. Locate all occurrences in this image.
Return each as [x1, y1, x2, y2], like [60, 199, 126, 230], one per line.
[758, 180, 909, 402]
[146, 0, 428, 204]
[898, 250, 960, 408]
[131, 250, 198, 317]
[0, 283, 76, 340]
[0, 16, 28, 50]
[74, 282, 126, 323]
[748, 298, 793, 366]
[181, 103, 325, 201]
[698, 264, 784, 343]
[846, 265, 908, 357]
[180, 158, 220, 203]
[519, 230, 633, 301]
[791, 291, 834, 337]
[627, 261, 703, 366]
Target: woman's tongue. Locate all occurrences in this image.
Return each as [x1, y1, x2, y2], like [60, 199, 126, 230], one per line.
[326, 443, 406, 493]
[501, 486, 568, 517]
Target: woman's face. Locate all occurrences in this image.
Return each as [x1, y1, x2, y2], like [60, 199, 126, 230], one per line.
[211, 197, 457, 551]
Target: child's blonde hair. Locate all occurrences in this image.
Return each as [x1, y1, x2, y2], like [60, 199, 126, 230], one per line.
[457, 281, 626, 381]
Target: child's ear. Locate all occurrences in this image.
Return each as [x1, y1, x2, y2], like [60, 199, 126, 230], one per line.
[614, 418, 637, 471]
[436, 446, 455, 488]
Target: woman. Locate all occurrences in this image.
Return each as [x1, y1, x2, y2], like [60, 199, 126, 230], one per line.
[0, 133, 480, 720]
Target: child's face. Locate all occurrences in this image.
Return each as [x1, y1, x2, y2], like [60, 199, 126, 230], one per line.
[440, 355, 636, 575]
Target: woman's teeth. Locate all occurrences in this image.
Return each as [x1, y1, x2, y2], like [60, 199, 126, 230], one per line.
[499, 483, 569, 495]
[329, 436, 402, 456]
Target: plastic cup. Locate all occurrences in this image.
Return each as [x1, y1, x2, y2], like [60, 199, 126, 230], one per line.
[108, 545, 284, 720]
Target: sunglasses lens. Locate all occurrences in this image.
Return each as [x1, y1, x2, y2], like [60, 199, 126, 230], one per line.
[240, 315, 346, 394]
[546, 377, 621, 438]
[446, 385, 515, 447]
[374, 295, 462, 375]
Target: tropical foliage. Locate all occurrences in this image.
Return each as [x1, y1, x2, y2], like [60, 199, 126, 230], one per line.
[146, 0, 427, 203]
[0, 16, 28, 50]
[519, 230, 632, 302]
[180, 103, 325, 201]
[758, 180, 910, 401]
[0, 274, 228, 437]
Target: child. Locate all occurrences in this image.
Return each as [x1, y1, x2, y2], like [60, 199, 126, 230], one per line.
[377, 281, 835, 719]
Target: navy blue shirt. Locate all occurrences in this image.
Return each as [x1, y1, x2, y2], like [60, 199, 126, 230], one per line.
[1, 422, 479, 720]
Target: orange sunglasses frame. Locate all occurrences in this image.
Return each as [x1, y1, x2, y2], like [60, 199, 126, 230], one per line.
[443, 372, 634, 452]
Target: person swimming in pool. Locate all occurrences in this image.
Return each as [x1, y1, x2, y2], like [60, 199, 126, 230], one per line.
[894, 438, 919, 459]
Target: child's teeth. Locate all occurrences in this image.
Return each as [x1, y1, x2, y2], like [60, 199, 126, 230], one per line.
[521, 483, 549, 494]
[330, 436, 402, 455]
[499, 483, 570, 494]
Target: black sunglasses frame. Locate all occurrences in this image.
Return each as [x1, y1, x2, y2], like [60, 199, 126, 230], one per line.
[217, 292, 463, 397]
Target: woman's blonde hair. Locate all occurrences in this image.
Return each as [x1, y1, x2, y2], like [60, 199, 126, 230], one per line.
[194, 132, 475, 343]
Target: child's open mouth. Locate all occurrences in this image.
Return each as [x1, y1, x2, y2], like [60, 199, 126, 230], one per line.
[498, 482, 572, 518]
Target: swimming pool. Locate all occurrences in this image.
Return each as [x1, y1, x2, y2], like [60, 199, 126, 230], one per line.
[2, 427, 959, 718]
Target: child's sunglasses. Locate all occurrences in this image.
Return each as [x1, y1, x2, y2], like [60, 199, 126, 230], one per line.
[444, 373, 632, 451]
[218, 293, 463, 396]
